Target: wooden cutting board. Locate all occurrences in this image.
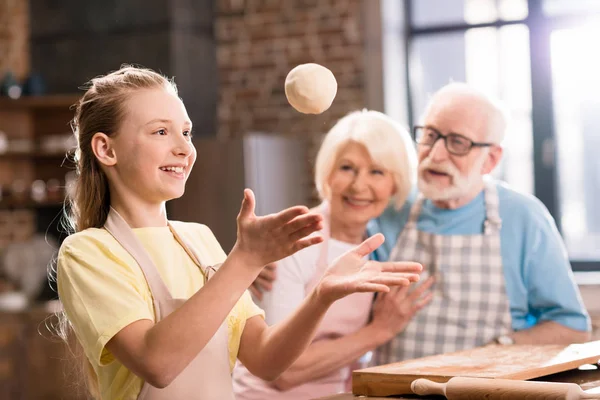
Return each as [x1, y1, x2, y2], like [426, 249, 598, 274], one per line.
[352, 340, 600, 397]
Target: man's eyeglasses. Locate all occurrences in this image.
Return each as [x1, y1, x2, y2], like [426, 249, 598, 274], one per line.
[413, 126, 494, 156]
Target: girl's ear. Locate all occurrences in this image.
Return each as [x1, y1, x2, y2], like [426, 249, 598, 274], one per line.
[91, 132, 117, 166]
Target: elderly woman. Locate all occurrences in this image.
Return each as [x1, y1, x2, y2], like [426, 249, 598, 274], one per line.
[232, 110, 435, 400]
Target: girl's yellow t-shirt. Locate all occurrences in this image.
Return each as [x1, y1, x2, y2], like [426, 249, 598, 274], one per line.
[57, 221, 264, 400]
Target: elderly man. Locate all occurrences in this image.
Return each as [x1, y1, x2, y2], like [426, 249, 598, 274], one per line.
[369, 82, 590, 364]
[251, 82, 591, 364]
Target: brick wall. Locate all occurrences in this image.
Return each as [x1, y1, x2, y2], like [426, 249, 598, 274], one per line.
[0, 0, 29, 81]
[215, 0, 370, 139]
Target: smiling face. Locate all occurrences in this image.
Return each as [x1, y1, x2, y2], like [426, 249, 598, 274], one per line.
[327, 142, 396, 227]
[94, 87, 197, 206]
[417, 90, 502, 206]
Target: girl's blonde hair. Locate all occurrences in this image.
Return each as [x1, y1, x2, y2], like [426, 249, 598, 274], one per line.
[57, 65, 177, 398]
[314, 109, 417, 209]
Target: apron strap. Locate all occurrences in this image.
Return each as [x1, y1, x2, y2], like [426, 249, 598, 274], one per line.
[168, 224, 217, 283]
[483, 177, 502, 235]
[104, 207, 174, 304]
[406, 193, 426, 229]
[406, 179, 501, 235]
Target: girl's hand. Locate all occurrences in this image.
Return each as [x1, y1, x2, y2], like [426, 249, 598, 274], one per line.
[370, 276, 435, 341]
[233, 189, 324, 270]
[315, 234, 423, 304]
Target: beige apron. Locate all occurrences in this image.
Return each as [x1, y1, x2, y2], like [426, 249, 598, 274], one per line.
[104, 208, 236, 400]
[302, 202, 374, 393]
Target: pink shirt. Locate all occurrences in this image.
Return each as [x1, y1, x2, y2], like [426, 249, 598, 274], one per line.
[232, 230, 374, 399]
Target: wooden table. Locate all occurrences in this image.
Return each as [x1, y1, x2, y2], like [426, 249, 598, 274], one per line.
[314, 367, 600, 399]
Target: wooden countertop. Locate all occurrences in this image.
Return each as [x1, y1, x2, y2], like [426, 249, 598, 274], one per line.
[314, 367, 600, 399]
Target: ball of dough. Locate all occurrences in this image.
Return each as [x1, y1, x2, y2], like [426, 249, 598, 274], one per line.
[285, 63, 337, 114]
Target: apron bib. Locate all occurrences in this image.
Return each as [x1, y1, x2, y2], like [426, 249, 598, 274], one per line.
[375, 180, 511, 364]
[104, 208, 235, 400]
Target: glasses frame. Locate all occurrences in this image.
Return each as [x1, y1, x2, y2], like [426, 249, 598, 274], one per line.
[413, 125, 495, 156]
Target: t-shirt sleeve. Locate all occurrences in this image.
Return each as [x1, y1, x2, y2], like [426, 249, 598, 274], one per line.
[521, 205, 591, 332]
[187, 223, 266, 370]
[227, 290, 265, 370]
[241, 290, 265, 320]
[57, 233, 154, 366]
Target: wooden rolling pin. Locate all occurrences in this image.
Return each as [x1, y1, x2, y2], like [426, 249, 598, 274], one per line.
[411, 377, 600, 400]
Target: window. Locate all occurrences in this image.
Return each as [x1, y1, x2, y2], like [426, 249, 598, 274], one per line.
[550, 21, 600, 261]
[543, 0, 600, 16]
[397, 0, 600, 270]
[411, 0, 528, 27]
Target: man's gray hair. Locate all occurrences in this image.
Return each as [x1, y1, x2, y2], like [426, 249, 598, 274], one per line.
[420, 82, 510, 144]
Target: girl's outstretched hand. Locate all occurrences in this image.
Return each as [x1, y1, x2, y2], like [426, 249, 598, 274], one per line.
[369, 276, 435, 341]
[315, 234, 422, 304]
[233, 189, 324, 269]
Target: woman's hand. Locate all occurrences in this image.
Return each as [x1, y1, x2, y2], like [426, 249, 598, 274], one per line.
[249, 263, 277, 300]
[232, 189, 324, 270]
[315, 234, 422, 305]
[370, 276, 435, 341]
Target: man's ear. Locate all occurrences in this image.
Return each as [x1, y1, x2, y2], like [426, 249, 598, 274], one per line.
[91, 132, 117, 166]
[482, 145, 503, 175]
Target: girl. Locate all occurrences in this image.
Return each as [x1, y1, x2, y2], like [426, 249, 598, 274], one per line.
[234, 110, 435, 399]
[57, 65, 422, 400]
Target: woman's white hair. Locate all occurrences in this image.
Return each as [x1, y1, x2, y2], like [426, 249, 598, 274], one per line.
[315, 109, 417, 209]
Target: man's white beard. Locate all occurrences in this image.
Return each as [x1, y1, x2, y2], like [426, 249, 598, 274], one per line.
[417, 155, 486, 201]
